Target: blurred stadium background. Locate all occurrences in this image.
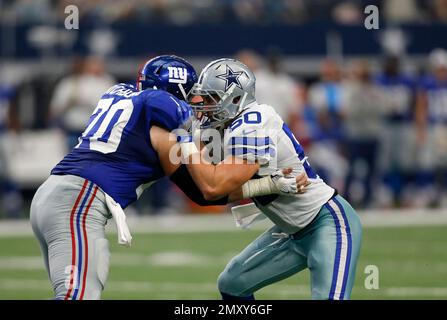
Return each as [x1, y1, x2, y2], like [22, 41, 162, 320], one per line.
[0, 0, 447, 299]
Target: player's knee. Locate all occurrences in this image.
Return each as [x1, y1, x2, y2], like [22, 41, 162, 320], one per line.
[95, 238, 110, 289]
[218, 260, 248, 296]
[217, 269, 232, 294]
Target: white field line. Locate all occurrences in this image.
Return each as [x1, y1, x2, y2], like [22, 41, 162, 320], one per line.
[3, 253, 447, 276]
[2, 209, 447, 237]
[0, 251, 238, 270]
[0, 278, 447, 298]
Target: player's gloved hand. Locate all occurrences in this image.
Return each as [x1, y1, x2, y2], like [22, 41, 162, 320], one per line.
[241, 168, 310, 199]
[295, 171, 311, 194]
[176, 101, 203, 143]
[270, 169, 310, 195]
[175, 101, 193, 142]
[176, 100, 194, 131]
[175, 119, 201, 144]
[175, 102, 201, 161]
[270, 169, 298, 195]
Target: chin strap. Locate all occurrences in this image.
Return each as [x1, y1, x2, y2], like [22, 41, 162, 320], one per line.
[238, 92, 248, 110]
[178, 83, 187, 101]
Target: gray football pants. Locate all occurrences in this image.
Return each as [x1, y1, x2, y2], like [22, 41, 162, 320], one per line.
[30, 174, 111, 300]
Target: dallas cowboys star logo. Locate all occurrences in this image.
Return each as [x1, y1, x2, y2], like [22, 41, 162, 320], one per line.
[216, 65, 245, 91]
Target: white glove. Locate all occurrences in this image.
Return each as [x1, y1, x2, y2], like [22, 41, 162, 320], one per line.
[270, 170, 298, 195]
[241, 169, 302, 199]
[176, 119, 201, 161]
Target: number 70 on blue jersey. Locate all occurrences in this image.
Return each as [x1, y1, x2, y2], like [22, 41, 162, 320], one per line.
[76, 98, 133, 154]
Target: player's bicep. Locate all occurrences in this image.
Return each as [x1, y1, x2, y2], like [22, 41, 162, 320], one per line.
[150, 125, 181, 176]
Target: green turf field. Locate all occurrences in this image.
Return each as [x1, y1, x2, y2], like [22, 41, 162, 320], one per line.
[0, 225, 446, 299]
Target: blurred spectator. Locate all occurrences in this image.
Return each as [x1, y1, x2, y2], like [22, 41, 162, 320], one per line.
[0, 74, 23, 218]
[309, 59, 345, 141]
[8, 0, 447, 27]
[237, 49, 301, 124]
[287, 84, 349, 198]
[232, 0, 267, 24]
[343, 60, 385, 208]
[7, 0, 447, 27]
[308, 59, 347, 191]
[49, 56, 115, 149]
[332, 1, 363, 25]
[281, 0, 308, 24]
[375, 56, 416, 207]
[432, 0, 447, 22]
[383, 0, 422, 23]
[415, 48, 447, 207]
[288, 85, 317, 149]
[0, 0, 397, 26]
[10, 0, 55, 24]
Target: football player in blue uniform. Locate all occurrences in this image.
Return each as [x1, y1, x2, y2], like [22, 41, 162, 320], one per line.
[30, 55, 303, 300]
[0, 83, 23, 218]
[415, 49, 447, 206]
[374, 56, 416, 205]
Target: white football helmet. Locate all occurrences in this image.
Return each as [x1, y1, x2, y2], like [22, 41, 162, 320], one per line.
[190, 58, 256, 129]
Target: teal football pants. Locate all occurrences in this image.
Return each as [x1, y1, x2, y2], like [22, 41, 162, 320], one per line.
[218, 195, 362, 300]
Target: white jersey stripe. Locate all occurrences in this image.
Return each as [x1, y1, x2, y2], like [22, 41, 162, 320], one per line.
[327, 199, 349, 300]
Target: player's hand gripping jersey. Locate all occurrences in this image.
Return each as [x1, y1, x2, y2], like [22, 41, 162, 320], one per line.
[52, 83, 191, 208]
[224, 102, 335, 234]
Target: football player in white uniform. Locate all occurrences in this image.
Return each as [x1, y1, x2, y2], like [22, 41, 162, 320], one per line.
[178, 58, 362, 300]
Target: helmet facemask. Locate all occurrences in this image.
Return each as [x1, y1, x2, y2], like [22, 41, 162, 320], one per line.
[189, 83, 248, 130]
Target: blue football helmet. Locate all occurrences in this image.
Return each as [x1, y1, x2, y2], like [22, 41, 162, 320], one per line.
[137, 55, 198, 101]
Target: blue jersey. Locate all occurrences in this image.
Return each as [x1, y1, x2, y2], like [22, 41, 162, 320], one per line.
[419, 75, 447, 124]
[52, 83, 188, 208]
[374, 74, 415, 122]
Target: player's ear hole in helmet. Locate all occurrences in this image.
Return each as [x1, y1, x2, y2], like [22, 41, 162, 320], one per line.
[137, 55, 198, 102]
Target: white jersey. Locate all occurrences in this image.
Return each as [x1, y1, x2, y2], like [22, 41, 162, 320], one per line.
[224, 102, 335, 234]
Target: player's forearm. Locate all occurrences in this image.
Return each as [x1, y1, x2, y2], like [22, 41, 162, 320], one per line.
[185, 162, 244, 201]
[179, 137, 276, 201]
[177, 134, 240, 199]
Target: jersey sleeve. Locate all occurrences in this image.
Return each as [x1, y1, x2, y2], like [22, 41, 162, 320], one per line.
[224, 115, 277, 165]
[145, 91, 190, 132]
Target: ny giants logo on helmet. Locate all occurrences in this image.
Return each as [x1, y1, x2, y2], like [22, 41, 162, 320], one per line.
[167, 67, 188, 84]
